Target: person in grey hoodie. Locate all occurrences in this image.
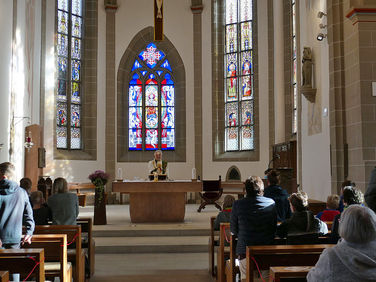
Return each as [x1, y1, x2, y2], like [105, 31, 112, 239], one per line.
[0, 162, 35, 281]
[307, 205, 376, 282]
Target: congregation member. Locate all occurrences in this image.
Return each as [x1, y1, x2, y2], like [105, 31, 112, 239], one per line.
[331, 186, 364, 243]
[0, 162, 34, 282]
[30, 191, 52, 225]
[48, 177, 79, 225]
[277, 191, 328, 242]
[338, 180, 355, 213]
[231, 176, 277, 281]
[316, 194, 340, 221]
[213, 195, 235, 230]
[366, 167, 376, 213]
[148, 150, 168, 176]
[19, 177, 32, 196]
[264, 170, 291, 222]
[307, 205, 376, 282]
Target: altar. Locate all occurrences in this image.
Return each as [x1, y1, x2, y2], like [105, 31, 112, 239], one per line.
[112, 180, 202, 223]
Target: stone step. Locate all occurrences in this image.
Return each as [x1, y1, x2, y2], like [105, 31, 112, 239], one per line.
[93, 228, 210, 238]
[95, 236, 209, 254]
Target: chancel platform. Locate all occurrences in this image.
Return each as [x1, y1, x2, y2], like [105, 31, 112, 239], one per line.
[112, 180, 202, 223]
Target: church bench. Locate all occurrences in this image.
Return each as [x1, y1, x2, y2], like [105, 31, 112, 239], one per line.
[209, 216, 216, 277]
[0, 248, 45, 282]
[269, 266, 313, 282]
[33, 225, 84, 282]
[245, 244, 334, 282]
[0, 271, 9, 282]
[77, 217, 95, 277]
[23, 234, 72, 282]
[217, 222, 231, 282]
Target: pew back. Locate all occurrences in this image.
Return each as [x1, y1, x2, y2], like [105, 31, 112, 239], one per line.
[0, 248, 45, 282]
[0, 271, 9, 282]
[77, 217, 95, 277]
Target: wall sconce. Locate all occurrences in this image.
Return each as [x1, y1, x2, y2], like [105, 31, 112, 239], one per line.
[317, 11, 327, 18]
[317, 33, 327, 41]
[24, 131, 34, 152]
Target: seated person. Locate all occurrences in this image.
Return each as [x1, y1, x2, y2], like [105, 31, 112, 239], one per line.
[277, 191, 328, 241]
[316, 194, 340, 221]
[338, 180, 355, 213]
[148, 150, 168, 176]
[214, 195, 235, 230]
[264, 170, 291, 222]
[47, 177, 79, 225]
[331, 186, 364, 243]
[307, 205, 376, 282]
[231, 176, 277, 281]
[30, 191, 51, 225]
[20, 177, 32, 196]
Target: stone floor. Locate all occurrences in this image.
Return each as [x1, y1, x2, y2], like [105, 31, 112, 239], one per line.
[80, 204, 218, 282]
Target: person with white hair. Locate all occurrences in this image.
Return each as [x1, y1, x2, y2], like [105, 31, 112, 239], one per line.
[307, 205, 376, 282]
[148, 150, 168, 176]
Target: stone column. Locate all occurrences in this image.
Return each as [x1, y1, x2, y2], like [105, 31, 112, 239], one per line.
[104, 0, 117, 190]
[191, 1, 203, 179]
[344, 1, 376, 190]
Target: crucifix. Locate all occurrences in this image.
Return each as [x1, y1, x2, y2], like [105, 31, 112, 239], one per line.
[154, 0, 163, 41]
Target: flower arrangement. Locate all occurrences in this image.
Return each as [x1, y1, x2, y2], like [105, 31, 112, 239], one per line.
[89, 170, 110, 203]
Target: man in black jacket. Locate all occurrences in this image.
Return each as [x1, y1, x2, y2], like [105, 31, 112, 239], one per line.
[230, 176, 277, 281]
[264, 170, 291, 222]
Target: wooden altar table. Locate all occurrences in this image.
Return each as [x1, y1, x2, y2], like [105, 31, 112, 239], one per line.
[112, 180, 202, 223]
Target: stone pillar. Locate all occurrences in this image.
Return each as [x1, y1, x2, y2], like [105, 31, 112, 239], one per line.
[344, 1, 376, 190]
[328, 0, 347, 193]
[191, 1, 203, 203]
[104, 0, 117, 190]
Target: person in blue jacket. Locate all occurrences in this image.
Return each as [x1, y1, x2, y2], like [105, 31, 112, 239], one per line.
[0, 162, 35, 281]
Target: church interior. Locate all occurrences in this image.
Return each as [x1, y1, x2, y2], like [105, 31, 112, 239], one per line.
[0, 0, 376, 281]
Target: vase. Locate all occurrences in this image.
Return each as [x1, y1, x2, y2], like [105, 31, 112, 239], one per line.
[94, 185, 107, 225]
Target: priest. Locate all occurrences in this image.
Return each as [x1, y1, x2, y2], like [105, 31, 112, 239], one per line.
[148, 150, 168, 176]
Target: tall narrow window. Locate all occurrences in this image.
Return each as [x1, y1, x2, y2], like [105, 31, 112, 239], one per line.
[292, 0, 297, 134]
[225, 0, 254, 152]
[56, 0, 83, 149]
[128, 43, 175, 151]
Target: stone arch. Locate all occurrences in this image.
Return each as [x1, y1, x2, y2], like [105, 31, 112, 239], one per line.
[226, 165, 241, 181]
[117, 26, 186, 162]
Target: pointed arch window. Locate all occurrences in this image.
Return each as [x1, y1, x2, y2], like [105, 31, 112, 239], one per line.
[225, 0, 254, 152]
[56, 0, 83, 149]
[128, 43, 175, 151]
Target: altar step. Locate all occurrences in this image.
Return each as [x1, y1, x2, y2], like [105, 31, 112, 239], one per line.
[95, 235, 209, 254]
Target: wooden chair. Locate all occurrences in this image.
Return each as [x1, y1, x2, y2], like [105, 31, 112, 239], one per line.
[245, 244, 334, 282]
[77, 217, 95, 277]
[269, 266, 313, 282]
[217, 222, 231, 282]
[0, 271, 9, 282]
[0, 249, 45, 282]
[197, 180, 222, 212]
[33, 225, 84, 282]
[24, 234, 72, 282]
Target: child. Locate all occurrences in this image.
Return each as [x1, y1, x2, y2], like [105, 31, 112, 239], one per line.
[30, 191, 52, 225]
[316, 195, 341, 221]
[214, 195, 235, 230]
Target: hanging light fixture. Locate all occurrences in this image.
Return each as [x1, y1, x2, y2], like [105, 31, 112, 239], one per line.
[24, 131, 34, 151]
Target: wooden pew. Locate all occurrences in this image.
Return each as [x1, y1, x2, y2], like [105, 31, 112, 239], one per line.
[0, 248, 45, 282]
[269, 266, 313, 282]
[77, 217, 95, 277]
[23, 234, 72, 282]
[217, 222, 230, 282]
[0, 271, 9, 282]
[225, 234, 238, 282]
[33, 225, 84, 282]
[209, 216, 217, 277]
[245, 244, 334, 282]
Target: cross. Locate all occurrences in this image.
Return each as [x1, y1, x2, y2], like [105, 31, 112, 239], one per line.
[154, 0, 163, 41]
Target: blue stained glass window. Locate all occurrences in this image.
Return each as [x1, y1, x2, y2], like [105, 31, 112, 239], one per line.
[56, 0, 83, 149]
[128, 43, 175, 151]
[225, 0, 254, 152]
[138, 43, 165, 68]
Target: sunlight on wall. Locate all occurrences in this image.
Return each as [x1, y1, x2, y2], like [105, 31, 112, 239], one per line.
[11, 28, 26, 180]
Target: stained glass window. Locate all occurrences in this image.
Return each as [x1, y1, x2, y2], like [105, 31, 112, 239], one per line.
[56, 0, 83, 149]
[128, 43, 175, 151]
[292, 0, 297, 134]
[225, 0, 254, 151]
